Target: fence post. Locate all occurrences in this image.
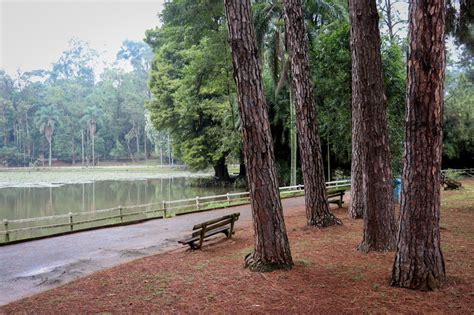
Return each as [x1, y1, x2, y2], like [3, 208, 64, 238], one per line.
[226, 193, 230, 206]
[69, 212, 74, 231]
[195, 196, 200, 210]
[119, 206, 123, 223]
[162, 201, 168, 218]
[3, 219, 9, 242]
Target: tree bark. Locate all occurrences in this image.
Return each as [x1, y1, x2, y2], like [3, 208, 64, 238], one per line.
[48, 139, 52, 167]
[289, 91, 297, 186]
[349, 0, 397, 251]
[144, 130, 147, 161]
[239, 151, 246, 178]
[283, 0, 341, 227]
[92, 134, 95, 166]
[348, 107, 364, 219]
[213, 156, 231, 182]
[225, 0, 293, 271]
[239, 162, 246, 178]
[391, 0, 446, 290]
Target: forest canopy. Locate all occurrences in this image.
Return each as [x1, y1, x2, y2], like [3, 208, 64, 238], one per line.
[0, 0, 472, 176]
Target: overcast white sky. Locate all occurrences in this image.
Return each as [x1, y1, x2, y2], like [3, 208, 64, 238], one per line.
[0, 0, 165, 76]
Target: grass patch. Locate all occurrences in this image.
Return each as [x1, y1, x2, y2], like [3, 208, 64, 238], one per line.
[143, 273, 169, 300]
[193, 260, 209, 269]
[227, 246, 253, 260]
[295, 258, 312, 266]
[441, 183, 474, 207]
[351, 273, 364, 282]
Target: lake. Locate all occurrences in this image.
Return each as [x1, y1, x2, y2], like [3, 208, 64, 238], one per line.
[0, 168, 243, 242]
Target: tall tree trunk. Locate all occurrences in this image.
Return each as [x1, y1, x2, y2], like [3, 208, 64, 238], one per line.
[283, 0, 341, 227]
[81, 131, 85, 166]
[85, 134, 89, 166]
[391, 0, 446, 290]
[239, 150, 246, 178]
[349, 0, 397, 251]
[92, 134, 95, 166]
[213, 156, 230, 182]
[144, 130, 147, 161]
[348, 109, 364, 219]
[136, 126, 140, 158]
[48, 139, 52, 167]
[167, 134, 171, 165]
[160, 145, 163, 166]
[327, 135, 330, 181]
[225, 0, 293, 272]
[126, 138, 134, 163]
[26, 113, 31, 160]
[72, 136, 75, 165]
[289, 91, 297, 186]
[384, 0, 395, 42]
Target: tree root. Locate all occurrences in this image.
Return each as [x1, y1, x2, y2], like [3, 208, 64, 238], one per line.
[244, 252, 293, 272]
[308, 213, 343, 227]
[390, 271, 444, 291]
[357, 240, 396, 253]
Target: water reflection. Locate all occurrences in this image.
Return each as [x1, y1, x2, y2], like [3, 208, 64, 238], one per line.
[0, 178, 239, 220]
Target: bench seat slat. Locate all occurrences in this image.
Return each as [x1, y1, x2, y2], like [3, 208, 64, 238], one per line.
[193, 213, 240, 230]
[327, 191, 345, 208]
[179, 226, 230, 245]
[191, 218, 234, 238]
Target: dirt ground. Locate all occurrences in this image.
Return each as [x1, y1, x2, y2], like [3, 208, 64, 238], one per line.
[2, 180, 473, 314]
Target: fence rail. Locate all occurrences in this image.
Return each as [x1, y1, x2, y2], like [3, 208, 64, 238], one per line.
[2, 168, 470, 244]
[441, 168, 474, 177]
[0, 179, 351, 244]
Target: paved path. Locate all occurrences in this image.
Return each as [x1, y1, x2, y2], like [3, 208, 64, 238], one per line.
[0, 196, 305, 305]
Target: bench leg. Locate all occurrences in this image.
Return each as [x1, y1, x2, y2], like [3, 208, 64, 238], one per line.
[229, 218, 235, 239]
[198, 228, 206, 249]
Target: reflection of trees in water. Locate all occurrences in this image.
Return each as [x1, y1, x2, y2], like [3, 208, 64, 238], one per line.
[82, 183, 85, 212]
[47, 187, 53, 214]
[92, 182, 96, 211]
[136, 181, 140, 206]
[1, 177, 237, 220]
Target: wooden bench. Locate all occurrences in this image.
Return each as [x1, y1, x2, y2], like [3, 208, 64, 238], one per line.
[327, 189, 345, 208]
[178, 213, 240, 249]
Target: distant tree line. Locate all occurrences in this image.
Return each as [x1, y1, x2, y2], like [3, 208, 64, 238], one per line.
[0, 39, 174, 167]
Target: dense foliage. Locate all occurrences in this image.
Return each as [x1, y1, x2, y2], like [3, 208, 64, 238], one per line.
[145, 0, 240, 180]
[144, 0, 472, 182]
[443, 56, 474, 167]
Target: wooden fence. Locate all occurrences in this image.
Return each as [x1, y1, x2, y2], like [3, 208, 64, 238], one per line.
[441, 168, 474, 177]
[0, 179, 351, 244]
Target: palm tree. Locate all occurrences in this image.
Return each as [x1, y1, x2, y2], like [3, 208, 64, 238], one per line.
[253, 0, 346, 186]
[81, 106, 102, 166]
[34, 106, 60, 167]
